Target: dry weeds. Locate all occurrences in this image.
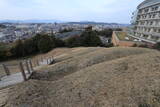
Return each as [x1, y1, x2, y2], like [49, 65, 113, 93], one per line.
[3, 47, 160, 107]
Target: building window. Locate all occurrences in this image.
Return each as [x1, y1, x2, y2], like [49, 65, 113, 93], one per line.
[151, 6, 159, 11]
[152, 14, 156, 18]
[159, 12, 160, 17]
[144, 9, 149, 13]
[154, 29, 157, 32]
[155, 21, 159, 26]
[143, 35, 148, 38]
[139, 10, 142, 13]
[155, 6, 159, 11]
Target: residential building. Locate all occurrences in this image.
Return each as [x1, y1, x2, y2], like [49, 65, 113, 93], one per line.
[129, 0, 160, 44]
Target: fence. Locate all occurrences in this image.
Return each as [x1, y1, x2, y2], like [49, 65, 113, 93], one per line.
[0, 56, 54, 81]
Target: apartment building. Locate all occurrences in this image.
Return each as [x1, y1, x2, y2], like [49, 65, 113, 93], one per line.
[129, 0, 160, 44]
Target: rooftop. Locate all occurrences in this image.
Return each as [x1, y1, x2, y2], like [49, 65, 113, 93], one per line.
[138, 0, 160, 9]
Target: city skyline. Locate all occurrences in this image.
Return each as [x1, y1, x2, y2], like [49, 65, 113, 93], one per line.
[0, 0, 144, 24]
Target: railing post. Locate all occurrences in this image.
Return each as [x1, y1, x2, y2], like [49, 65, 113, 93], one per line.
[25, 60, 31, 74]
[47, 58, 48, 64]
[2, 64, 10, 76]
[29, 60, 34, 72]
[50, 57, 52, 62]
[33, 60, 36, 67]
[50, 57, 52, 63]
[45, 58, 47, 64]
[41, 57, 43, 64]
[51, 56, 55, 64]
[36, 59, 39, 66]
[52, 56, 54, 61]
[19, 62, 27, 81]
[48, 57, 50, 64]
[48, 58, 50, 64]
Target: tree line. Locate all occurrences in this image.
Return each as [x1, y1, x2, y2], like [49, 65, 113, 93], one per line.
[0, 29, 104, 61]
[1, 27, 158, 62]
[0, 34, 66, 61]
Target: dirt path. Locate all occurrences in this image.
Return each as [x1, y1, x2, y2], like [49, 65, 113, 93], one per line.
[0, 88, 9, 106]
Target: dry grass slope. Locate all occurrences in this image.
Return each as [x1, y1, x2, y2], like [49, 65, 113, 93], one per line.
[3, 47, 160, 107]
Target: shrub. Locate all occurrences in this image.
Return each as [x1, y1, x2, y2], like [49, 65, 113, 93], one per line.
[65, 36, 81, 48]
[80, 30, 102, 47]
[138, 103, 151, 107]
[96, 29, 113, 38]
[132, 43, 138, 47]
[154, 42, 160, 50]
[139, 44, 148, 48]
[38, 35, 55, 53]
[23, 38, 37, 55]
[59, 28, 73, 33]
[11, 40, 25, 57]
[0, 43, 12, 61]
[65, 30, 102, 47]
[104, 43, 113, 48]
[0, 50, 7, 61]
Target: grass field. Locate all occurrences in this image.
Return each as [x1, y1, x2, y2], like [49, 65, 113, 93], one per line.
[115, 31, 134, 41]
[2, 47, 160, 107]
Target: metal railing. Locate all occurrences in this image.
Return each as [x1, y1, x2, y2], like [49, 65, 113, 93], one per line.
[0, 56, 54, 81]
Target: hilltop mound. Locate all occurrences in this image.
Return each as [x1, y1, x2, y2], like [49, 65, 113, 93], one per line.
[4, 47, 160, 107]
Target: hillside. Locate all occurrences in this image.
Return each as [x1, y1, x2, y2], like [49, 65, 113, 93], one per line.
[3, 47, 160, 107]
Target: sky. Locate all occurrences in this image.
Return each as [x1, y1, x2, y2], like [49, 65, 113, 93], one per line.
[0, 0, 144, 23]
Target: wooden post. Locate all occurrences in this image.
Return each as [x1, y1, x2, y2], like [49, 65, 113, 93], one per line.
[29, 60, 34, 72]
[33, 60, 36, 67]
[48, 58, 50, 64]
[19, 62, 27, 81]
[41, 57, 43, 63]
[46, 58, 48, 64]
[50, 57, 52, 62]
[52, 56, 55, 63]
[2, 64, 10, 76]
[36, 59, 39, 66]
[25, 60, 31, 74]
[50, 57, 52, 63]
[49, 57, 51, 64]
[45, 58, 47, 64]
[52, 56, 54, 62]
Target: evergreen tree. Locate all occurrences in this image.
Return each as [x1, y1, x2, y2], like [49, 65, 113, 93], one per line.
[81, 30, 102, 47]
[11, 40, 25, 57]
[38, 35, 55, 53]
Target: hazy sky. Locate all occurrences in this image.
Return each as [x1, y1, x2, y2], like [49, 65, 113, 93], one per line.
[0, 0, 144, 23]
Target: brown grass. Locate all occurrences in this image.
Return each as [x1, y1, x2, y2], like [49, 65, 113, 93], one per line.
[0, 48, 74, 77]
[3, 47, 160, 107]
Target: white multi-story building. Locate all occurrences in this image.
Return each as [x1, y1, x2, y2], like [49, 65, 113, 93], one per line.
[129, 0, 160, 44]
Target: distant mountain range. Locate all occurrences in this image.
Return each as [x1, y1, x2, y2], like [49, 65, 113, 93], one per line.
[68, 21, 129, 26]
[0, 20, 129, 26]
[0, 19, 62, 23]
